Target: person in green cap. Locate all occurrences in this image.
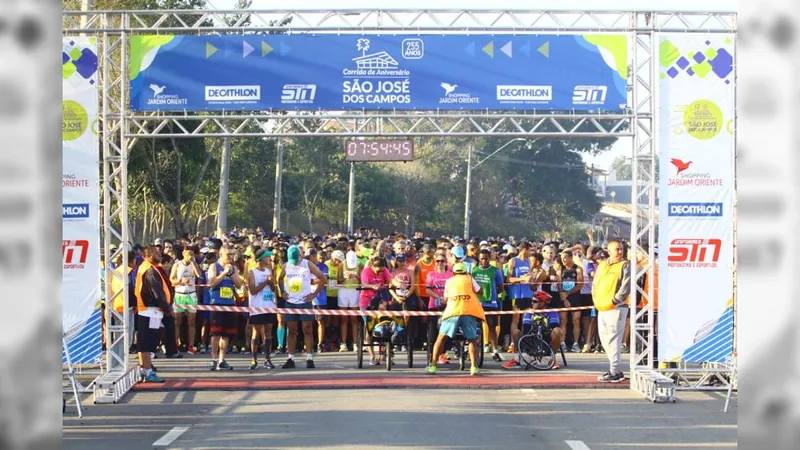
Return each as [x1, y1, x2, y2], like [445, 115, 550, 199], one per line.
[426, 262, 485, 376]
[277, 245, 326, 369]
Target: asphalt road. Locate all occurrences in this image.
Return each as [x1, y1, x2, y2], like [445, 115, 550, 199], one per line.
[64, 388, 736, 449]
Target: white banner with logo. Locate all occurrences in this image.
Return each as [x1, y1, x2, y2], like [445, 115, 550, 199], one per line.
[62, 37, 100, 334]
[657, 34, 735, 363]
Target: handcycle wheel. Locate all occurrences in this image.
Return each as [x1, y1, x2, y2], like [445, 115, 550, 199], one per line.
[406, 329, 414, 368]
[518, 334, 555, 371]
[356, 318, 365, 369]
[386, 341, 393, 372]
[459, 340, 467, 371]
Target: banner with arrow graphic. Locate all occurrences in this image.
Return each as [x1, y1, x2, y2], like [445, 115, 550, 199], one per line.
[129, 34, 628, 112]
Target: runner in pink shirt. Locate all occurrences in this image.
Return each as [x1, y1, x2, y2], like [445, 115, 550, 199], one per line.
[425, 253, 453, 365]
[359, 257, 393, 365]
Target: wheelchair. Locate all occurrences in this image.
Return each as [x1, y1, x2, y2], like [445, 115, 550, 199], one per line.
[516, 313, 567, 370]
[356, 296, 414, 371]
[453, 320, 485, 371]
[426, 314, 485, 371]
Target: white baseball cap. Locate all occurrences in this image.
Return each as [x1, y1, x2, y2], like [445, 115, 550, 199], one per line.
[346, 250, 359, 269]
[332, 250, 345, 262]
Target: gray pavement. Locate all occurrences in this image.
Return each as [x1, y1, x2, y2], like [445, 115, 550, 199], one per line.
[63, 388, 736, 449]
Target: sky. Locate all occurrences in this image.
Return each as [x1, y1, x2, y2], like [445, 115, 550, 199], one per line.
[209, 0, 736, 171]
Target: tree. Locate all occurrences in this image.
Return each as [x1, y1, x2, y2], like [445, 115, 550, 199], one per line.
[610, 155, 632, 180]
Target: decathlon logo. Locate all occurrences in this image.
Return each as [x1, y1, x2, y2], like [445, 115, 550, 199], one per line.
[573, 85, 607, 105]
[668, 202, 723, 217]
[205, 86, 261, 102]
[281, 84, 317, 104]
[496, 85, 552, 103]
[63, 203, 89, 219]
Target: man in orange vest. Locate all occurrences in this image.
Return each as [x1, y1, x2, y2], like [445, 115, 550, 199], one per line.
[591, 239, 632, 383]
[426, 263, 485, 376]
[134, 245, 173, 383]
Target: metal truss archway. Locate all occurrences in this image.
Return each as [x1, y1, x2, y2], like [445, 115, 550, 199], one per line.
[62, 8, 736, 404]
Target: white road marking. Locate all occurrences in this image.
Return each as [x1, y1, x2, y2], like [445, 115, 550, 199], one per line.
[153, 427, 189, 447]
[519, 388, 537, 396]
[565, 440, 591, 450]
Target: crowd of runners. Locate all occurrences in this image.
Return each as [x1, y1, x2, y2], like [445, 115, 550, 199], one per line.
[106, 228, 655, 384]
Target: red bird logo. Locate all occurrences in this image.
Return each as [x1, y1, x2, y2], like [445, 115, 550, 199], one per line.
[670, 158, 693, 175]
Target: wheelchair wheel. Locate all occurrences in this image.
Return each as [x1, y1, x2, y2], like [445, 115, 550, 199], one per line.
[459, 341, 467, 371]
[386, 341, 393, 372]
[518, 334, 555, 371]
[406, 330, 414, 368]
[356, 318, 365, 369]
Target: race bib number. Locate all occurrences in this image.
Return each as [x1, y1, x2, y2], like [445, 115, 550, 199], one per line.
[328, 280, 336, 288]
[263, 290, 275, 302]
[562, 281, 576, 291]
[288, 279, 302, 293]
[220, 287, 234, 299]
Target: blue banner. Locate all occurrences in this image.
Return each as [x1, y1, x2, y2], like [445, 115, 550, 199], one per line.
[130, 34, 628, 112]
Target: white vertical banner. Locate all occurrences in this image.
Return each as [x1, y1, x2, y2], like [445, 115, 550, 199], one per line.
[62, 37, 100, 334]
[657, 34, 735, 363]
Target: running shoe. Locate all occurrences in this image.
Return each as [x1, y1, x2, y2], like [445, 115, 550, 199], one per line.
[622, 345, 630, 354]
[209, 360, 218, 371]
[187, 346, 198, 355]
[560, 342, 567, 352]
[425, 365, 437, 375]
[317, 345, 324, 354]
[306, 359, 315, 369]
[598, 372, 625, 383]
[508, 344, 516, 354]
[571, 343, 581, 353]
[370, 356, 380, 366]
[339, 343, 348, 352]
[492, 352, 503, 362]
[502, 358, 520, 369]
[552, 363, 560, 370]
[217, 360, 234, 370]
[437, 354, 449, 365]
[249, 360, 258, 370]
[470, 366, 480, 376]
[143, 372, 165, 383]
[282, 359, 295, 369]
[264, 360, 275, 369]
[582, 344, 592, 353]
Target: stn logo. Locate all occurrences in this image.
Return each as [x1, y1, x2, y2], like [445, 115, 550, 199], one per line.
[63, 240, 89, 269]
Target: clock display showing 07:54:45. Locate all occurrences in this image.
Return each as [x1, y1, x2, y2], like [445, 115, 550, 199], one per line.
[344, 139, 414, 162]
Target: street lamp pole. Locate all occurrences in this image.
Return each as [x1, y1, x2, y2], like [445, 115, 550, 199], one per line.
[347, 162, 355, 234]
[463, 144, 473, 239]
[463, 138, 527, 239]
[272, 137, 284, 232]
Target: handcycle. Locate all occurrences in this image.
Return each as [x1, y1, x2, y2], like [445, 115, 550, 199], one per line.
[514, 290, 567, 370]
[516, 313, 566, 370]
[355, 294, 414, 371]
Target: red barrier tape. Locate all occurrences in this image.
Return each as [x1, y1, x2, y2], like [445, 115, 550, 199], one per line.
[185, 305, 593, 316]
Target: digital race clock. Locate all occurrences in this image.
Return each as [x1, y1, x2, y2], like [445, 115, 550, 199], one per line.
[344, 139, 414, 162]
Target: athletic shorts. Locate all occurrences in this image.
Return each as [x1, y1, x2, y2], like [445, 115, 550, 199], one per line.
[327, 296, 339, 309]
[566, 294, 583, 311]
[173, 292, 198, 313]
[314, 304, 332, 321]
[136, 315, 160, 353]
[580, 294, 593, 316]
[439, 316, 479, 340]
[284, 302, 314, 322]
[513, 298, 533, 311]
[548, 293, 565, 309]
[249, 313, 277, 326]
[210, 311, 237, 337]
[482, 306, 499, 327]
[338, 289, 359, 308]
